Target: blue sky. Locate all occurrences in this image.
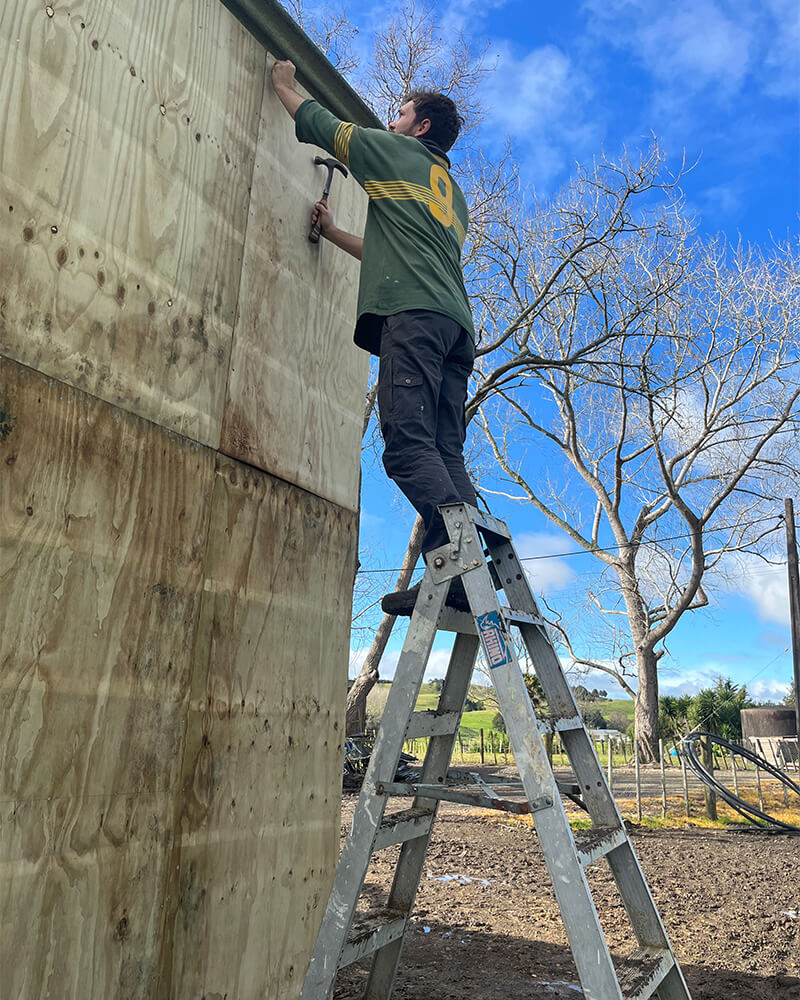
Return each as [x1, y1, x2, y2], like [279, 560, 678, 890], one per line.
[299, 0, 799, 701]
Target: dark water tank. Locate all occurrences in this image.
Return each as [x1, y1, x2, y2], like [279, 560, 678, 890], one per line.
[741, 708, 797, 740]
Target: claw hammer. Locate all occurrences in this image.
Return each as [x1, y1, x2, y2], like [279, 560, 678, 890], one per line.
[309, 155, 348, 243]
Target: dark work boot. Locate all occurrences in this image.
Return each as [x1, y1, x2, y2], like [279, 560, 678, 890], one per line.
[381, 577, 472, 617]
[381, 582, 421, 616]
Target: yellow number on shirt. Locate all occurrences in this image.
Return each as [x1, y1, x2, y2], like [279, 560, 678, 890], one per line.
[428, 164, 455, 228]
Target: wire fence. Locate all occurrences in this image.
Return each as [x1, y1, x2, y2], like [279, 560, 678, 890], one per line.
[353, 728, 800, 825]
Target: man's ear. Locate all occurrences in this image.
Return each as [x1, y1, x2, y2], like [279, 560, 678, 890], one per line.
[414, 117, 432, 138]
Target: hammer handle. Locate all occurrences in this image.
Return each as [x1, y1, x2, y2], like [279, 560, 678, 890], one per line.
[308, 196, 328, 244]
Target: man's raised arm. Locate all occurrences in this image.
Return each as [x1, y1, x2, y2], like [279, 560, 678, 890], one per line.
[271, 60, 305, 119]
[271, 60, 364, 262]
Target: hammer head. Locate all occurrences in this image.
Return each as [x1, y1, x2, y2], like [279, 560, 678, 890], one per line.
[314, 155, 348, 197]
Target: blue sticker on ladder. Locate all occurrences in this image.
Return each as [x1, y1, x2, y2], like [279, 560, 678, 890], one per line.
[476, 611, 512, 669]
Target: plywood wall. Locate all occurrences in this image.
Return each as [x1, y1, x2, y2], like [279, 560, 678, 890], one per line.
[0, 357, 214, 998]
[222, 59, 369, 513]
[159, 458, 356, 998]
[1, 1, 369, 997]
[1, 355, 357, 999]
[0, 0, 263, 446]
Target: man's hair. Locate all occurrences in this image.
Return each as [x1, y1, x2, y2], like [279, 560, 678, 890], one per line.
[406, 90, 464, 152]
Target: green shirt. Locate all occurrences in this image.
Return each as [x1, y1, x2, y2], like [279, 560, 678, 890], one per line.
[295, 99, 474, 355]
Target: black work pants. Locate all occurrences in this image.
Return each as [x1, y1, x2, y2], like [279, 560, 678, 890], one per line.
[377, 310, 478, 557]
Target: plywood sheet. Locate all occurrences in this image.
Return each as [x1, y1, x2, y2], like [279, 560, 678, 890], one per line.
[222, 61, 369, 512]
[0, 0, 263, 445]
[0, 358, 215, 998]
[159, 456, 358, 999]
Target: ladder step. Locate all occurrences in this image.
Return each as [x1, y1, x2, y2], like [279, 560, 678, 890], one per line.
[406, 710, 461, 738]
[339, 910, 407, 969]
[502, 608, 546, 627]
[617, 948, 674, 1000]
[573, 825, 628, 867]
[460, 507, 511, 539]
[373, 807, 435, 850]
[538, 715, 585, 734]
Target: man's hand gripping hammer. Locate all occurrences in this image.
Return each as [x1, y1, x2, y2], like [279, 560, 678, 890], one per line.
[309, 156, 348, 243]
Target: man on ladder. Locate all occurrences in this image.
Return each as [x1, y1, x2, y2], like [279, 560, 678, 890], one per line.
[272, 61, 693, 1000]
[271, 60, 478, 615]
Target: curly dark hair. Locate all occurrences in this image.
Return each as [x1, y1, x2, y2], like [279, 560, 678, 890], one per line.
[406, 90, 464, 152]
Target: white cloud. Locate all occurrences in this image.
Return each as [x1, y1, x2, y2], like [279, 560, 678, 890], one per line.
[583, 0, 752, 90]
[480, 42, 597, 187]
[760, 0, 800, 98]
[350, 644, 454, 680]
[484, 44, 575, 137]
[723, 555, 791, 625]
[640, 3, 751, 89]
[749, 678, 792, 702]
[513, 532, 577, 594]
[439, 0, 513, 37]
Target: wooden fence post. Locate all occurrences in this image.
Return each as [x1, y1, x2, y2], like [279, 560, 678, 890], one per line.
[731, 747, 739, 798]
[635, 741, 642, 823]
[680, 750, 690, 819]
[607, 737, 613, 794]
[660, 739, 667, 818]
[480, 728, 485, 764]
[702, 735, 717, 821]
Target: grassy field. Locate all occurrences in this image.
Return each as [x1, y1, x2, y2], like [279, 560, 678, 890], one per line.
[364, 682, 636, 740]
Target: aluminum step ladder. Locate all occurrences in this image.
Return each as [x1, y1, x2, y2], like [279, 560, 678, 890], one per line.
[301, 502, 693, 1000]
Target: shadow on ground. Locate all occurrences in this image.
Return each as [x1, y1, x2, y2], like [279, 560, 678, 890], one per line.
[335, 920, 800, 1000]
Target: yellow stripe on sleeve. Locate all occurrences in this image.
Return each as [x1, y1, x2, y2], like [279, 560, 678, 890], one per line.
[334, 122, 355, 168]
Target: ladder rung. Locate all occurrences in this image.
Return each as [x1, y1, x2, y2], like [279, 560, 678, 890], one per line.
[406, 710, 461, 738]
[539, 715, 585, 734]
[461, 507, 511, 539]
[339, 910, 407, 969]
[377, 781, 552, 814]
[617, 948, 673, 1000]
[573, 825, 628, 867]
[373, 807, 435, 850]
[502, 608, 545, 627]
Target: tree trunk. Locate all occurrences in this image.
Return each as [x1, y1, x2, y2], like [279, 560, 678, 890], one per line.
[634, 646, 660, 763]
[345, 515, 425, 734]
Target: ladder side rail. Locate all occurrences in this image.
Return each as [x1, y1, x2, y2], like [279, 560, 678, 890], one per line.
[482, 526, 622, 827]
[365, 633, 481, 1000]
[517, 619, 622, 827]
[653, 967, 695, 1000]
[489, 523, 688, 986]
[604, 840, 678, 954]
[300, 574, 449, 1000]
[453, 549, 624, 1000]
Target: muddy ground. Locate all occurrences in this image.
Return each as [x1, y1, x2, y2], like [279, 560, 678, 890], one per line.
[334, 787, 800, 1000]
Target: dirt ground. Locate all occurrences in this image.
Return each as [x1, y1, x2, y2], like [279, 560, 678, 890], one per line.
[333, 787, 800, 1000]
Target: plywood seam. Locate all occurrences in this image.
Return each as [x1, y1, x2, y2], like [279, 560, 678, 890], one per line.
[219, 53, 268, 459]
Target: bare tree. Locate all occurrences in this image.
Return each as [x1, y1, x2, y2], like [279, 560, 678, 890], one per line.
[281, 0, 360, 74]
[362, 0, 490, 142]
[477, 186, 800, 760]
[349, 143, 699, 734]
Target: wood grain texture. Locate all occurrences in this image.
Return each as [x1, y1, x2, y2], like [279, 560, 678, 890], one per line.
[159, 456, 357, 999]
[0, 357, 215, 999]
[0, 0, 263, 445]
[221, 59, 370, 512]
